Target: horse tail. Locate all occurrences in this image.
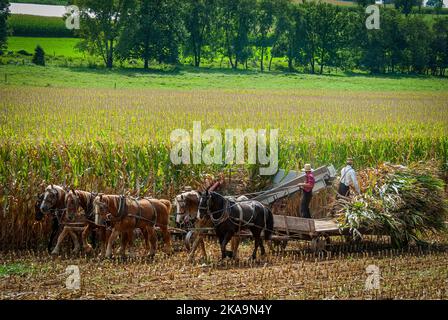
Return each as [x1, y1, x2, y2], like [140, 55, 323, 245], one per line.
[159, 199, 172, 214]
[264, 207, 274, 241]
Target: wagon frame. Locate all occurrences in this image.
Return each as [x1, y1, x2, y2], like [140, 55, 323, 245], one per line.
[181, 164, 345, 253]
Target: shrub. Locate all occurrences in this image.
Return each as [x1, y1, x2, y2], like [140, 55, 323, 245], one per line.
[32, 45, 45, 66]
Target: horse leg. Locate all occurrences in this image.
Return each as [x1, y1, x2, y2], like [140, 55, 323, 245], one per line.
[81, 225, 93, 253]
[259, 236, 266, 256]
[97, 227, 104, 257]
[188, 234, 205, 262]
[48, 218, 59, 253]
[188, 234, 199, 262]
[90, 227, 97, 249]
[118, 232, 128, 258]
[159, 225, 172, 254]
[252, 235, 260, 260]
[142, 228, 150, 252]
[67, 229, 80, 253]
[231, 236, 240, 260]
[220, 233, 232, 260]
[98, 227, 110, 258]
[51, 226, 68, 255]
[105, 228, 119, 259]
[199, 236, 207, 260]
[146, 226, 157, 257]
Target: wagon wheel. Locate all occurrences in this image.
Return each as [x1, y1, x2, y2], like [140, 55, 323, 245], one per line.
[344, 233, 363, 244]
[184, 230, 197, 252]
[310, 235, 328, 253]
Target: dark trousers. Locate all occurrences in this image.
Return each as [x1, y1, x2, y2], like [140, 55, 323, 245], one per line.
[300, 190, 312, 218]
[338, 183, 350, 197]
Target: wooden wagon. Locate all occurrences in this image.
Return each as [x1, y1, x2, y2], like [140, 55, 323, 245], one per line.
[271, 215, 341, 252]
[181, 165, 345, 252]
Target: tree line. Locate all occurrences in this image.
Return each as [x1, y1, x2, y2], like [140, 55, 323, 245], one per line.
[1, 0, 447, 76]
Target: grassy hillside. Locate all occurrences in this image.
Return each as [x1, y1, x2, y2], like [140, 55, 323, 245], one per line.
[6, 36, 82, 57]
[1, 64, 447, 91]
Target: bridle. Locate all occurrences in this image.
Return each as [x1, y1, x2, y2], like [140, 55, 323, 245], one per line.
[67, 190, 98, 222]
[42, 187, 60, 211]
[66, 191, 80, 221]
[176, 191, 199, 226]
[39, 187, 67, 223]
[198, 192, 231, 226]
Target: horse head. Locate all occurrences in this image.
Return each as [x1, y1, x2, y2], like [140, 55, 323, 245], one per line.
[93, 194, 108, 225]
[197, 190, 225, 220]
[175, 190, 200, 225]
[65, 189, 80, 220]
[40, 184, 64, 213]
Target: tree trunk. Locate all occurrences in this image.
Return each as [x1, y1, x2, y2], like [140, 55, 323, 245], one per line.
[143, 39, 149, 70]
[228, 55, 235, 69]
[196, 47, 201, 67]
[260, 46, 264, 72]
[268, 55, 273, 72]
[320, 50, 324, 74]
[193, 41, 201, 67]
[106, 40, 114, 69]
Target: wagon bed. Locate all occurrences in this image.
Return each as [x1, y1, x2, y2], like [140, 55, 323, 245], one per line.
[271, 214, 341, 242]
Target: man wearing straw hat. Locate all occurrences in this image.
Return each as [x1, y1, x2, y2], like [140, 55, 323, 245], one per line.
[338, 157, 360, 197]
[298, 163, 315, 219]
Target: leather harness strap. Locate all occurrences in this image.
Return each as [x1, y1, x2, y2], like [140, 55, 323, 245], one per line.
[120, 197, 158, 227]
[144, 197, 158, 227]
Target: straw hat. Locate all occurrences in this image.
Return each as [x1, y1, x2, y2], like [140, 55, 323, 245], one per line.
[301, 164, 313, 172]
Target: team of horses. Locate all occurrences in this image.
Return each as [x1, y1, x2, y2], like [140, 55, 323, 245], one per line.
[35, 184, 274, 261]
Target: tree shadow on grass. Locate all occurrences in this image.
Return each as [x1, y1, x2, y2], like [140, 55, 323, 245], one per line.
[67, 64, 444, 81]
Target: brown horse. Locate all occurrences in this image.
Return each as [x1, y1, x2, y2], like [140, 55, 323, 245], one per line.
[39, 185, 79, 252]
[52, 190, 112, 256]
[175, 190, 240, 262]
[93, 195, 172, 258]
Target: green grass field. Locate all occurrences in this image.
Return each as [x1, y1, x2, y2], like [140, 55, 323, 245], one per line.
[6, 36, 82, 57]
[1, 64, 447, 91]
[3, 32, 447, 92]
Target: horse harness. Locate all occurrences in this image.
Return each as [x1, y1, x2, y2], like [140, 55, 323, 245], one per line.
[204, 195, 260, 231]
[64, 191, 98, 226]
[107, 196, 158, 227]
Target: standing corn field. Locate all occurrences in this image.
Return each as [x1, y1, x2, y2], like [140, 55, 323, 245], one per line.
[1, 87, 448, 249]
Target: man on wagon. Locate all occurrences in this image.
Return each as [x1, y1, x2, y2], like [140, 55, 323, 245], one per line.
[298, 163, 315, 219]
[338, 157, 361, 197]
